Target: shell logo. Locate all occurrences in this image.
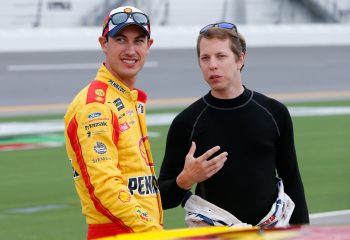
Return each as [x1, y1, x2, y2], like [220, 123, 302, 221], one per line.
[124, 7, 132, 13]
[95, 89, 105, 97]
[117, 190, 131, 203]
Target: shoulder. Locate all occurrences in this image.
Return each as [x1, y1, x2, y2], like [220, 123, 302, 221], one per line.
[166, 97, 207, 140]
[250, 90, 293, 135]
[251, 90, 289, 115]
[173, 97, 207, 124]
[65, 81, 114, 125]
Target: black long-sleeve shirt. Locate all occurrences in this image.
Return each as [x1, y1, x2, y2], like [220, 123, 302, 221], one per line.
[158, 87, 309, 225]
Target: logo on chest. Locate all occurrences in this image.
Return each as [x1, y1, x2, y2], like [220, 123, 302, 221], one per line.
[113, 98, 125, 111]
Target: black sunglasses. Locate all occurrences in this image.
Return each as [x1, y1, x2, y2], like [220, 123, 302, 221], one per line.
[200, 22, 238, 34]
[110, 12, 149, 26]
[103, 12, 150, 37]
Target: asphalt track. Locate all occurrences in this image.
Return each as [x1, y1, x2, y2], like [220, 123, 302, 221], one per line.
[1, 46, 350, 116]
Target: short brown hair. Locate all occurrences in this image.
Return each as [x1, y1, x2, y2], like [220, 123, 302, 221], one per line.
[196, 27, 246, 69]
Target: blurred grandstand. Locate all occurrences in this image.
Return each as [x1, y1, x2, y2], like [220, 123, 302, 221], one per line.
[0, 0, 349, 28]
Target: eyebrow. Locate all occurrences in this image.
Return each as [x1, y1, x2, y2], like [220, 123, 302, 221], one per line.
[115, 33, 147, 39]
[200, 51, 228, 56]
[216, 51, 228, 55]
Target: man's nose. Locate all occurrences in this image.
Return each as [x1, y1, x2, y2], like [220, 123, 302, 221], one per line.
[124, 43, 136, 54]
[209, 59, 218, 70]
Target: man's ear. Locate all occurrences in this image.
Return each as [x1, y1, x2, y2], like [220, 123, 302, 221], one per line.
[145, 38, 154, 54]
[238, 52, 245, 71]
[98, 36, 108, 54]
[148, 38, 154, 47]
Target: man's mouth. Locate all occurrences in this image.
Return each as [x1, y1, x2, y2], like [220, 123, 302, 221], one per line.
[210, 75, 221, 80]
[122, 59, 138, 64]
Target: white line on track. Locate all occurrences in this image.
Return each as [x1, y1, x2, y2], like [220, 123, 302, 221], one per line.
[5, 204, 66, 214]
[289, 106, 350, 116]
[4, 203, 350, 223]
[1, 107, 350, 137]
[310, 209, 350, 219]
[6, 61, 158, 71]
[1, 90, 350, 114]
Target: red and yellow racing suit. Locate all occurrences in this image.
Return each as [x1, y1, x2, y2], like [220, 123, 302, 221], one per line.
[64, 64, 163, 239]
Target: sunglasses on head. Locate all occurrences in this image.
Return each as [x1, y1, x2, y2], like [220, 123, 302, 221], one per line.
[110, 12, 149, 26]
[103, 12, 150, 36]
[199, 22, 238, 34]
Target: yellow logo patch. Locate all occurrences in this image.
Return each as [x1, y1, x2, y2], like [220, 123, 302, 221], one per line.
[117, 190, 131, 203]
[95, 89, 105, 97]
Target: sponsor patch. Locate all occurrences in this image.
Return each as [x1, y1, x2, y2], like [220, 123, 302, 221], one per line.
[118, 112, 126, 120]
[137, 102, 145, 114]
[117, 190, 131, 204]
[128, 175, 159, 196]
[135, 206, 152, 224]
[126, 110, 134, 116]
[84, 121, 108, 130]
[82, 117, 110, 125]
[94, 89, 106, 102]
[93, 141, 107, 154]
[129, 120, 136, 126]
[92, 157, 111, 163]
[113, 98, 125, 111]
[119, 122, 130, 132]
[95, 89, 105, 97]
[88, 112, 102, 119]
[108, 80, 126, 93]
[87, 130, 108, 138]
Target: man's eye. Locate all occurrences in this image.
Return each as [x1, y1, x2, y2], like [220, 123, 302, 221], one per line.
[135, 38, 146, 44]
[115, 37, 126, 43]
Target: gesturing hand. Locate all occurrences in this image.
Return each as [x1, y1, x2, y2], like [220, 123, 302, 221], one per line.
[176, 141, 228, 190]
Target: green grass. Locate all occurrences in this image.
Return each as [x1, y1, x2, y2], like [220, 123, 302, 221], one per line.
[0, 147, 86, 239]
[0, 100, 349, 239]
[293, 115, 350, 212]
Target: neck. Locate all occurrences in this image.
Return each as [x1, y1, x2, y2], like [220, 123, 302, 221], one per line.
[120, 78, 135, 90]
[104, 63, 135, 90]
[211, 85, 245, 99]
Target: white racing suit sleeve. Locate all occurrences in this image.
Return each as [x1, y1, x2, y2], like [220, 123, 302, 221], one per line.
[257, 178, 295, 227]
[182, 178, 294, 228]
[182, 191, 251, 228]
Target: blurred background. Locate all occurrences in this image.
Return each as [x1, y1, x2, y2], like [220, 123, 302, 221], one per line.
[1, 0, 350, 27]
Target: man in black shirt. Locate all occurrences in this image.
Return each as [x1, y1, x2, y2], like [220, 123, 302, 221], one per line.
[158, 22, 309, 226]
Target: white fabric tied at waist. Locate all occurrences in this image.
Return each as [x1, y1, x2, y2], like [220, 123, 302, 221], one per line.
[182, 178, 295, 228]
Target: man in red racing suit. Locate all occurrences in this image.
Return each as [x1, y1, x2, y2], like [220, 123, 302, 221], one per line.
[64, 5, 163, 239]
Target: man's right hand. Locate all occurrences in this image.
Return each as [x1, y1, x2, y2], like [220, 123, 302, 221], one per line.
[176, 141, 228, 190]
